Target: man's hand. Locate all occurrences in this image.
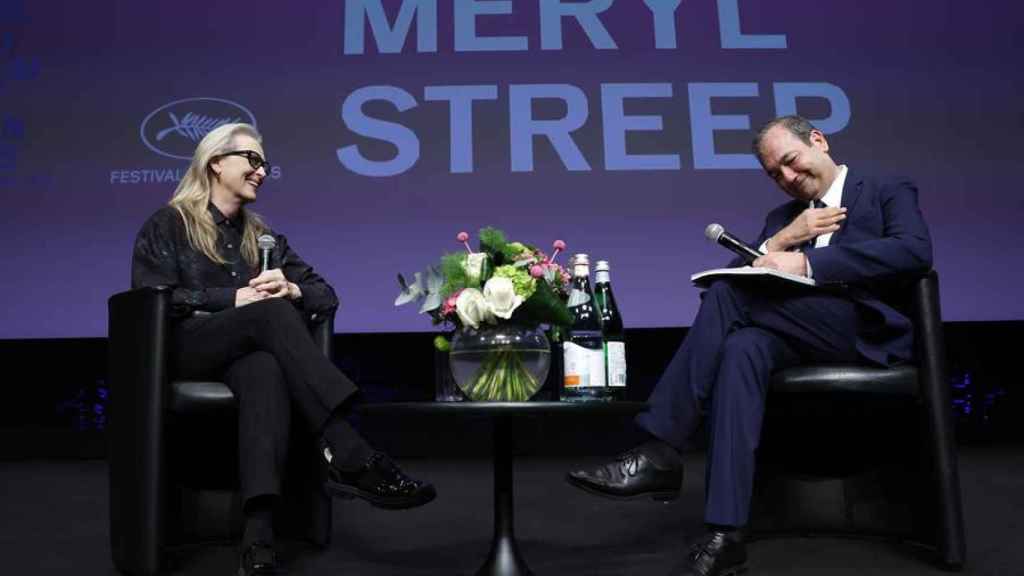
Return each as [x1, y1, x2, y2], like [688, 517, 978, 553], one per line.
[753, 252, 808, 277]
[235, 286, 267, 307]
[249, 269, 301, 300]
[767, 206, 846, 251]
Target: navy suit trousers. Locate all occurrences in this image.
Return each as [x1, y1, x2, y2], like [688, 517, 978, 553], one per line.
[636, 279, 861, 526]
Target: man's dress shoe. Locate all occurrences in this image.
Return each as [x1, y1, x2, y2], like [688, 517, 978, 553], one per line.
[678, 530, 748, 576]
[238, 541, 280, 576]
[566, 442, 683, 501]
[325, 451, 437, 509]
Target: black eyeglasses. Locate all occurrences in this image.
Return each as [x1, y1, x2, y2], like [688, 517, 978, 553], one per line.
[215, 150, 270, 171]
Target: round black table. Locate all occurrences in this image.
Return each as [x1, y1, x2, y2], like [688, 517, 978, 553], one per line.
[358, 401, 646, 576]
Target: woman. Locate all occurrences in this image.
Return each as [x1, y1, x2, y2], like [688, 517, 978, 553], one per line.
[132, 123, 434, 575]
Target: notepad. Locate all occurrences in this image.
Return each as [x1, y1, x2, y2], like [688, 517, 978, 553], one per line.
[690, 266, 817, 289]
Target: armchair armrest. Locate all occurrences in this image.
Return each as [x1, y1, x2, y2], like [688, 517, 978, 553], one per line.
[309, 312, 334, 360]
[910, 271, 966, 569]
[912, 271, 948, 402]
[108, 286, 172, 576]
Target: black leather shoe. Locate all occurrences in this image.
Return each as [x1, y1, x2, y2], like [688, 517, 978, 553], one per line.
[677, 530, 747, 576]
[238, 541, 280, 576]
[325, 451, 437, 510]
[566, 441, 683, 501]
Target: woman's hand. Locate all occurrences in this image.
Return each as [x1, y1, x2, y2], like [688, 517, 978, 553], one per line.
[250, 269, 301, 300]
[235, 286, 267, 307]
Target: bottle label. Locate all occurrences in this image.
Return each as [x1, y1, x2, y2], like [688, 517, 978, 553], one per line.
[563, 341, 606, 389]
[606, 341, 627, 388]
[567, 290, 591, 308]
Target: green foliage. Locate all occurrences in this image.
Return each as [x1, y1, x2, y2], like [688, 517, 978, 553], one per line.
[440, 252, 470, 297]
[511, 278, 572, 327]
[394, 266, 444, 314]
[503, 241, 530, 262]
[478, 227, 508, 266]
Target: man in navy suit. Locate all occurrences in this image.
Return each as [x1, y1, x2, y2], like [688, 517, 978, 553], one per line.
[567, 115, 933, 575]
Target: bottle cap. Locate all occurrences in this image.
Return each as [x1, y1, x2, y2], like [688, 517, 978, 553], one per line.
[595, 260, 610, 272]
[571, 253, 590, 266]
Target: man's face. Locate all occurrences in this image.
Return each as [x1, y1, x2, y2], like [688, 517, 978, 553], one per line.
[757, 126, 838, 203]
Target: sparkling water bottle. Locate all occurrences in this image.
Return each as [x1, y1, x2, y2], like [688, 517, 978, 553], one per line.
[594, 260, 626, 400]
[562, 254, 609, 402]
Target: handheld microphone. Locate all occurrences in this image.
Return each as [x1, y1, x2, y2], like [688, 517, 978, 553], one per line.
[257, 234, 276, 272]
[704, 223, 763, 265]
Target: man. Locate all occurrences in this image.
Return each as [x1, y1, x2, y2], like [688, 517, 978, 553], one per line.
[567, 115, 933, 575]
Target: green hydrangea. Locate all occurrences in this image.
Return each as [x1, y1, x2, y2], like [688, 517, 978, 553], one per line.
[492, 265, 537, 299]
[504, 241, 529, 260]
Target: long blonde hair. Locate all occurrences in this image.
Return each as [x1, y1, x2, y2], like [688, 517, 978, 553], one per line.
[169, 123, 268, 266]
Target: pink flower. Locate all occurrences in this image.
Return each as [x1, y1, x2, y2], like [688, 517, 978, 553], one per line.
[442, 289, 463, 316]
[456, 231, 473, 254]
[550, 239, 566, 263]
[529, 265, 544, 278]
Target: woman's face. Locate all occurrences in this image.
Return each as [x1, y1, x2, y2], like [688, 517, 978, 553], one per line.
[209, 134, 267, 205]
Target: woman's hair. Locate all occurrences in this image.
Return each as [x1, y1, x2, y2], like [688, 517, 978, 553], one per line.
[168, 122, 268, 267]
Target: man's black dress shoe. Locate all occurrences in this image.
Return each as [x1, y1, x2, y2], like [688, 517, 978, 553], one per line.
[238, 541, 280, 576]
[325, 451, 437, 510]
[566, 441, 683, 501]
[677, 530, 747, 576]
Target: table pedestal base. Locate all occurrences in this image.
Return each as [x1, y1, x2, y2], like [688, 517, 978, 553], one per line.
[356, 402, 647, 575]
[477, 533, 532, 576]
[475, 416, 533, 576]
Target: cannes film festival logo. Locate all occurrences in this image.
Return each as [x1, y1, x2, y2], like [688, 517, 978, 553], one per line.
[140, 97, 257, 160]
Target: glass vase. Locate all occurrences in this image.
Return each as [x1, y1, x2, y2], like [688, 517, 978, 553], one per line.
[449, 324, 551, 402]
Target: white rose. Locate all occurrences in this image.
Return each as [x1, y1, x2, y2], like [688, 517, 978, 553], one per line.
[455, 288, 495, 329]
[463, 253, 487, 285]
[483, 276, 524, 320]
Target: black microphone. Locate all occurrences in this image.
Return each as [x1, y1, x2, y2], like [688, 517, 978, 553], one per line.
[704, 223, 763, 265]
[257, 234, 276, 272]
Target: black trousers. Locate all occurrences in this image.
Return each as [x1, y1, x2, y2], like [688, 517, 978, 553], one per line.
[173, 298, 357, 502]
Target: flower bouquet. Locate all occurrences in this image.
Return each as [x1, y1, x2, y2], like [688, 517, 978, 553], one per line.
[395, 227, 572, 401]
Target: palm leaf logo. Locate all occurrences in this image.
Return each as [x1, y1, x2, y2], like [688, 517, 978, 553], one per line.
[155, 112, 240, 142]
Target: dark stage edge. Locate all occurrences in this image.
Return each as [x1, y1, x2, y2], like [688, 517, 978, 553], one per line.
[2, 446, 1021, 575]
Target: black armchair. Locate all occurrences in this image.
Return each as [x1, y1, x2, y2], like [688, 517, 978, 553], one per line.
[753, 271, 966, 570]
[108, 286, 333, 576]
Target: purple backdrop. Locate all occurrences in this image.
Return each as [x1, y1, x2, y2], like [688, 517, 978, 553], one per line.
[2, 1, 1022, 339]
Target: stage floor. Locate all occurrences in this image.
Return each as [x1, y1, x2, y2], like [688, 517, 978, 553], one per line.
[2, 445, 1021, 575]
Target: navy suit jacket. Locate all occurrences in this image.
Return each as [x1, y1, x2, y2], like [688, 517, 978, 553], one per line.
[748, 171, 933, 366]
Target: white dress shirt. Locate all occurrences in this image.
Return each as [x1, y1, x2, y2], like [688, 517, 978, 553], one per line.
[758, 165, 849, 278]
[813, 165, 848, 248]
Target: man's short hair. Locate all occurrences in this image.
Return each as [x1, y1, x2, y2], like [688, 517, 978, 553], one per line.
[752, 115, 817, 160]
